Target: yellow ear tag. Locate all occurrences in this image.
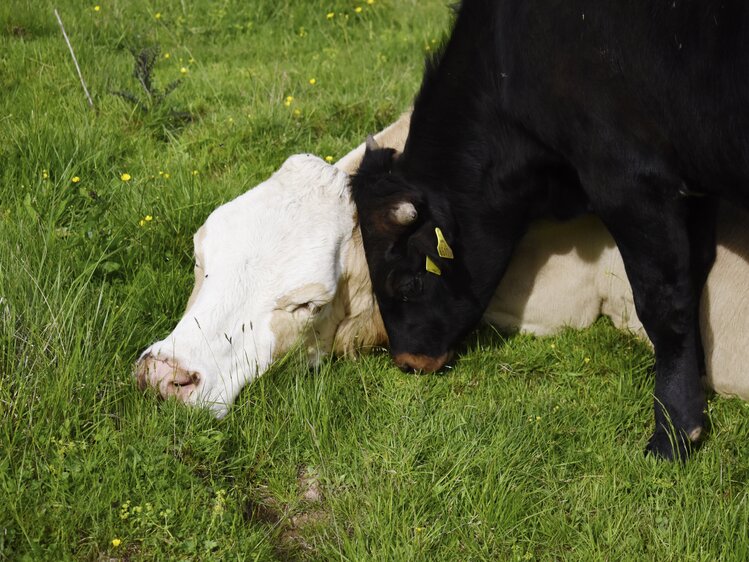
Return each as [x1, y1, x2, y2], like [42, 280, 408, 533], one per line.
[425, 255, 442, 276]
[435, 227, 454, 259]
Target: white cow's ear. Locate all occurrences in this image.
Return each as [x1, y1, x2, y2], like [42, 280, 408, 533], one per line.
[390, 201, 418, 225]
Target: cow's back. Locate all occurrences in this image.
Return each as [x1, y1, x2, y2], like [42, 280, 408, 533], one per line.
[414, 1, 749, 191]
[485, 216, 626, 335]
[493, 0, 749, 194]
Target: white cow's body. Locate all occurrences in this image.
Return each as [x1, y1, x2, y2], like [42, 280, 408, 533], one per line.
[136, 112, 749, 414]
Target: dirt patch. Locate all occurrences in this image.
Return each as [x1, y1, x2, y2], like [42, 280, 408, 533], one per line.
[244, 494, 284, 526]
[297, 466, 324, 503]
[6, 25, 30, 39]
[242, 467, 329, 561]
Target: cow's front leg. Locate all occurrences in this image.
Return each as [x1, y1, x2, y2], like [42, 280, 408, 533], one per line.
[585, 169, 710, 460]
[686, 195, 718, 376]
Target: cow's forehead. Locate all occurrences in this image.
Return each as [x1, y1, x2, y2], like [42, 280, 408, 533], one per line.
[205, 155, 342, 229]
[196, 154, 355, 292]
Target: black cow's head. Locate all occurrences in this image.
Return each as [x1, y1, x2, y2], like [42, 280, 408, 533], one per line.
[351, 138, 488, 372]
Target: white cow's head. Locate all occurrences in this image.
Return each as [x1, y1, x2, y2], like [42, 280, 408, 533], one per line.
[135, 154, 385, 416]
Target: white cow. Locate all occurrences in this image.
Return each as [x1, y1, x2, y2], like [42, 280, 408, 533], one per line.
[136, 112, 749, 415]
[135, 154, 383, 415]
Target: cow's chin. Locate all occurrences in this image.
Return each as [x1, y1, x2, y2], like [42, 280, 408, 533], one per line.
[306, 346, 326, 368]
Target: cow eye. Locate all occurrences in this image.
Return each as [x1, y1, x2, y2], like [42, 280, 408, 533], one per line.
[286, 302, 322, 315]
[396, 275, 423, 302]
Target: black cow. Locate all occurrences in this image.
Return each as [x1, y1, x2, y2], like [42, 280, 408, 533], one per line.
[351, 0, 749, 460]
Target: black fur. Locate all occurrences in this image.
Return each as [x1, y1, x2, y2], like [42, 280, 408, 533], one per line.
[351, 0, 749, 460]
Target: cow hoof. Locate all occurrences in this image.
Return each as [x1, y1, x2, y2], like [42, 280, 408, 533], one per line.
[645, 426, 703, 462]
[135, 354, 201, 402]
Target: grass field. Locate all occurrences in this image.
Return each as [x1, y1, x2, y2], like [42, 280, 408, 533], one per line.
[2, 1, 749, 560]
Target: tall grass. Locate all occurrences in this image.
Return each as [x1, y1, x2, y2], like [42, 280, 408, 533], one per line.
[2, 1, 748, 560]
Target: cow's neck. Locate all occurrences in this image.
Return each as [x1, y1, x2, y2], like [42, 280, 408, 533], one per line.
[396, 4, 540, 308]
[401, 6, 496, 196]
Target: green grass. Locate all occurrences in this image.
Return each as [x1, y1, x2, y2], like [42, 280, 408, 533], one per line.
[2, 1, 749, 560]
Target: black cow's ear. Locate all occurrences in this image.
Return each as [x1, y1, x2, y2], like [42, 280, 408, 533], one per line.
[365, 134, 380, 152]
[357, 144, 397, 178]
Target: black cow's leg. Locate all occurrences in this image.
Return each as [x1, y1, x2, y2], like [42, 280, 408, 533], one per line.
[686, 196, 718, 376]
[583, 169, 707, 460]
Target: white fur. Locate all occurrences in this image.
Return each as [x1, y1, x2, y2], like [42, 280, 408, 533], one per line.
[486, 215, 643, 337]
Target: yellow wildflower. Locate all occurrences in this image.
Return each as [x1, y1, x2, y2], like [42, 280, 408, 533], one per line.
[94, 5, 101, 12]
[180, 67, 188, 75]
[308, 78, 316, 85]
[120, 173, 131, 182]
[112, 538, 122, 547]
[326, 12, 335, 19]
[367, 0, 375, 4]
[164, 52, 171, 59]
[284, 95, 294, 107]
[192, 170, 199, 176]
[71, 176, 81, 183]
[154, 12, 161, 19]
[355, 6, 363, 13]
[42, 170, 49, 179]
[324, 156, 334, 163]
[293, 108, 301, 117]
[163, 173, 170, 179]
[584, 357, 591, 363]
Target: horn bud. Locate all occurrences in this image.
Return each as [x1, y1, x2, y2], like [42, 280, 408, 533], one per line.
[391, 201, 418, 225]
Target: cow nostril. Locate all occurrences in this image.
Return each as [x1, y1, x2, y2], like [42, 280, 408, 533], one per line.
[135, 355, 202, 401]
[172, 372, 200, 388]
[396, 361, 416, 374]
